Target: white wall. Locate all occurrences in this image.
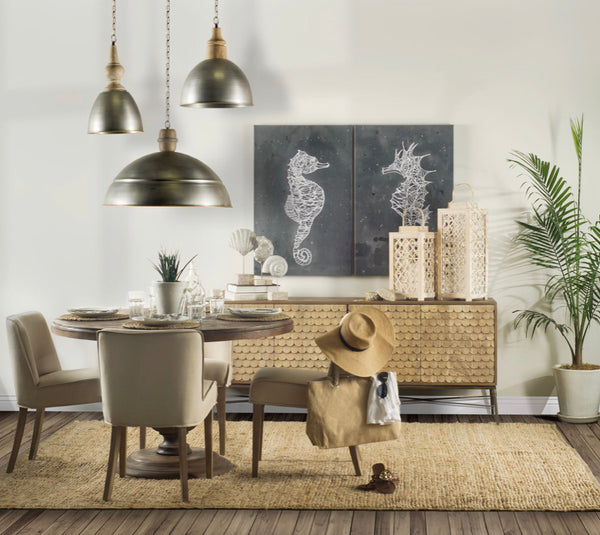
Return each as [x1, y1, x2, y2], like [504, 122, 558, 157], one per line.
[1, 0, 599, 403]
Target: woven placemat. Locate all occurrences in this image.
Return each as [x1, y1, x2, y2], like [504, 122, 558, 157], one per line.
[217, 313, 290, 322]
[122, 320, 201, 330]
[59, 313, 129, 322]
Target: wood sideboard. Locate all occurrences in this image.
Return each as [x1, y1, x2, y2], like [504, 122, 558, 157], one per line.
[227, 298, 497, 416]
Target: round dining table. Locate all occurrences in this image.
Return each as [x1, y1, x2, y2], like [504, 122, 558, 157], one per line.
[51, 313, 294, 479]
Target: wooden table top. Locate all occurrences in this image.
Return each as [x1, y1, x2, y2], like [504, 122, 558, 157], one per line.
[51, 315, 294, 343]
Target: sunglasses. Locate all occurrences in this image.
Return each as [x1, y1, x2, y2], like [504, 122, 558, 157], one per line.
[376, 372, 389, 399]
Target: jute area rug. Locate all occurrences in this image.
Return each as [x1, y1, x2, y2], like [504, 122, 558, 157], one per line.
[1, 420, 599, 511]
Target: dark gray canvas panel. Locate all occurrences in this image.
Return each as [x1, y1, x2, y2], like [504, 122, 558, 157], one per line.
[254, 125, 353, 276]
[354, 125, 453, 276]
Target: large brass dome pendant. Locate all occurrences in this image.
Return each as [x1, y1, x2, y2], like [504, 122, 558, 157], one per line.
[104, 129, 232, 207]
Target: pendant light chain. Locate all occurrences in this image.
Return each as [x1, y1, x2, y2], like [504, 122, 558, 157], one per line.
[213, 0, 219, 28]
[111, 0, 117, 44]
[165, 0, 171, 129]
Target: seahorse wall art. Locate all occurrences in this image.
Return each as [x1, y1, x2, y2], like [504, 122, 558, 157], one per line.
[284, 150, 330, 266]
[382, 142, 436, 226]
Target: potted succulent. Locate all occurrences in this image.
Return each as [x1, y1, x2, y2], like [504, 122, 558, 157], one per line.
[509, 116, 600, 423]
[152, 250, 197, 315]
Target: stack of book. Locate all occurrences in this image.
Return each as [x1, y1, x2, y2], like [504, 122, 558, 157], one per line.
[225, 282, 280, 301]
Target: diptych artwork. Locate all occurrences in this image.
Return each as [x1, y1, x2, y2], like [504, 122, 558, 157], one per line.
[254, 125, 453, 276]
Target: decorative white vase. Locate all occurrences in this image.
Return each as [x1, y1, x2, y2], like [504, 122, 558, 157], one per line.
[553, 364, 600, 423]
[154, 281, 187, 315]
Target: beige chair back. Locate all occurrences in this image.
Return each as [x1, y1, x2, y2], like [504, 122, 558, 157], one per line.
[6, 312, 62, 404]
[97, 329, 213, 428]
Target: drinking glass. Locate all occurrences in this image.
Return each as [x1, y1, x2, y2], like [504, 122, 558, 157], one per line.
[128, 290, 145, 319]
[188, 302, 206, 321]
[209, 289, 225, 315]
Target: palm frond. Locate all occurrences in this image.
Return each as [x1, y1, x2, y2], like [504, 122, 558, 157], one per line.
[508, 116, 600, 366]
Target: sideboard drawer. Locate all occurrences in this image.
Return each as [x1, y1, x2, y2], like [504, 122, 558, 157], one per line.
[420, 305, 496, 385]
[348, 304, 421, 383]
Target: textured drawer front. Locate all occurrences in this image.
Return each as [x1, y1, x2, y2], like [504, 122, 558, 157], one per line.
[231, 304, 275, 383]
[349, 304, 421, 383]
[273, 304, 345, 372]
[420, 304, 495, 384]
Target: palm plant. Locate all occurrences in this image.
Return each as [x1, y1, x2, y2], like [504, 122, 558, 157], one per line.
[508, 117, 600, 368]
[152, 250, 197, 282]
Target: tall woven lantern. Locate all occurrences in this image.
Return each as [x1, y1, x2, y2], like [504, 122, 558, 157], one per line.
[437, 183, 488, 300]
[389, 207, 436, 300]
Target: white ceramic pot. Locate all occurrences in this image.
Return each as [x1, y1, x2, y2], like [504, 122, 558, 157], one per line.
[553, 364, 600, 423]
[154, 281, 187, 315]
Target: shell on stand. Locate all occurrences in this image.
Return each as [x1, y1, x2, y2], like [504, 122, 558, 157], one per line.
[263, 255, 288, 278]
[254, 236, 274, 264]
[229, 228, 258, 257]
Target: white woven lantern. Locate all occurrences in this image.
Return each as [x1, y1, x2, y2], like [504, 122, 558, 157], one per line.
[437, 183, 488, 300]
[389, 207, 436, 300]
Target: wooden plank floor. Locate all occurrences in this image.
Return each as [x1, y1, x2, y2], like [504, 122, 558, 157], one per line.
[0, 412, 599, 534]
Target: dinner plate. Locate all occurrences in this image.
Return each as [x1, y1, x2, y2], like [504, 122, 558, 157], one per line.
[67, 307, 119, 318]
[228, 307, 282, 318]
[141, 315, 191, 327]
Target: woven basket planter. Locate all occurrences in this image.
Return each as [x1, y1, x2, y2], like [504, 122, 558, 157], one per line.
[389, 207, 436, 300]
[437, 183, 488, 301]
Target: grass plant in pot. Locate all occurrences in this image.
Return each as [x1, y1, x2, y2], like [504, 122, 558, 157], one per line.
[152, 250, 197, 315]
[509, 117, 600, 423]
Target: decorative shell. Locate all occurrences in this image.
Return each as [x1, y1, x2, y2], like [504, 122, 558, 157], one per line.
[229, 228, 258, 257]
[254, 236, 274, 264]
[263, 255, 288, 278]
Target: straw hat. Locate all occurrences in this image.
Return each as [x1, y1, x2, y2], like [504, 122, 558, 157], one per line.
[315, 307, 395, 377]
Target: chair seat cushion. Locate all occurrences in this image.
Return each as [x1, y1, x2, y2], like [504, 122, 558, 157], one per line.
[25, 368, 101, 409]
[249, 368, 328, 408]
[204, 359, 229, 386]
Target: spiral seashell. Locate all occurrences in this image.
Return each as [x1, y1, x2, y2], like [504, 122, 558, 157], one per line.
[229, 228, 258, 257]
[263, 255, 288, 278]
[254, 236, 274, 264]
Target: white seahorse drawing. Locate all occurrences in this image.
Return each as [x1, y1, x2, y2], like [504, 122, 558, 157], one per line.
[381, 142, 436, 226]
[284, 150, 330, 266]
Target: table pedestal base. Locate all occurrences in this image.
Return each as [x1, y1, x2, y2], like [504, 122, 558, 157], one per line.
[125, 448, 235, 479]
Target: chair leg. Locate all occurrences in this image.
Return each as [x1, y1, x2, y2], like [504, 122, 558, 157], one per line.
[204, 412, 213, 479]
[217, 386, 227, 455]
[178, 427, 189, 502]
[7, 408, 28, 473]
[252, 404, 264, 477]
[103, 426, 122, 501]
[139, 426, 146, 449]
[29, 408, 45, 460]
[349, 445, 362, 476]
[118, 426, 127, 477]
[258, 407, 264, 461]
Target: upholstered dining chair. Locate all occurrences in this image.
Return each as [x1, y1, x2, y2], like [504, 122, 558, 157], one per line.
[137, 341, 231, 456]
[5, 311, 102, 473]
[98, 329, 217, 502]
[249, 366, 362, 477]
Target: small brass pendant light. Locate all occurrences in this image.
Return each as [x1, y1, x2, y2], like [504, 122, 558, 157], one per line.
[180, 0, 253, 108]
[104, 0, 231, 207]
[89, 0, 143, 134]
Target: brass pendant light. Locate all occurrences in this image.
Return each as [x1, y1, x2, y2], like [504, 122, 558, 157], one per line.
[89, 0, 143, 134]
[180, 0, 253, 108]
[104, 0, 231, 207]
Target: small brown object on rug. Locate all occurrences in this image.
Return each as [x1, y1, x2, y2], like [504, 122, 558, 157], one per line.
[357, 463, 397, 494]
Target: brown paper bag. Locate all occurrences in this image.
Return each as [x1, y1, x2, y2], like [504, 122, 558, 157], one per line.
[306, 377, 401, 449]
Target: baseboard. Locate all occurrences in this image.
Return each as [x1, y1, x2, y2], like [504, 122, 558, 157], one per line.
[0, 395, 559, 416]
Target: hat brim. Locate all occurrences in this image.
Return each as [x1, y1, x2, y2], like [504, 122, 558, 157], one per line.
[315, 307, 396, 377]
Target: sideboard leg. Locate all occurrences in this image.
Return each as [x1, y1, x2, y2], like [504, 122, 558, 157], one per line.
[490, 387, 499, 424]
